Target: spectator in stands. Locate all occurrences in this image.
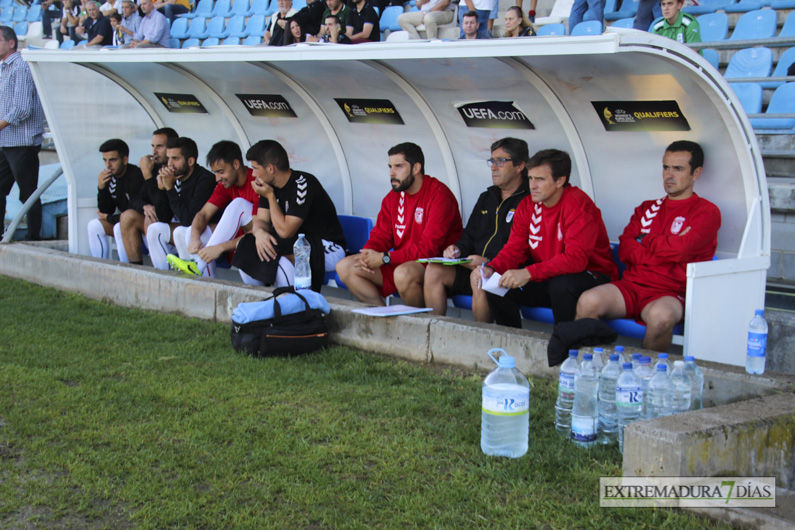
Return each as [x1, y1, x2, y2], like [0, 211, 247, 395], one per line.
[347, 0, 380, 42]
[87, 139, 144, 260]
[118, 127, 178, 264]
[109, 12, 124, 45]
[311, 0, 351, 42]
[319, 14, 351, 43]
[459, 0, 493, 40]
[568, 0, 605, 35]
[336, 143, 463, 307]
[167, 141, 259, 278]
[76, 1, 113, 47]
[116, 0, 140, 46]
[424, 138, 530, 320]
[503, 6, 535, 37]
[284, 18, 309, 44]
[652, 0, 701, 44]
[478, 149, 617, 327]
[145, 137, 217, 270]
[265, 0, 298, 46]
[99, 0, 122, 16]
[41, 0, 64, 41]
[516, 0, 537, 23]
[398, 0, 455, 41]
[459, 10, 486, 40]
[127, 0, 170, 48]
[634, 0, 662, 32]
[154, 0, 191, 24]
[231, 140, 346, 291]
[59, 0, 82, 44]
[293, 0, 326, 36]
[0, 25, 45, 242]
[575, 141, 720, 352]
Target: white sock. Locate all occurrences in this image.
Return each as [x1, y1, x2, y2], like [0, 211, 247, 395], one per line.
[87, 218, 110, 259]
[146, 222, 174, 270]
[186, 225, 213, 276]
[274, 256, 294, 288]
[173, 226, 190, 259]
[195, 198, 253, 278]
[113, 222, 128, 262]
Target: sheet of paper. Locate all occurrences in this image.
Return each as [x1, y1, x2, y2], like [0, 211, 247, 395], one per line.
[416, 257, 473, 265]
[351, 305, 434, 317]
[481, 269, 509, 297]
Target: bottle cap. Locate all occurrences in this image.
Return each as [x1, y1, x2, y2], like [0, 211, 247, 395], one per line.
[488, 348, 515, 368]
[674, 360, 685, 367]
[658, 353, 669, 359]
[609, 354, 619, 361]
[641, 356, 651, 364]
[755, 309, 764, 316]
[568, 350, 578, 358]
[594, 347, 603, 353]
[632, 353, 641, 360]
[684, 355, 695, 362]
[583, 353, 593, 361]
[657, 364, 667, 371]
[623, 362, 633, 370]
[615, 345, 625, 352]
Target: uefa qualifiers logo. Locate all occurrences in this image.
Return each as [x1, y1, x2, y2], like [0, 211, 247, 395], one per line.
[600, 477, 776, 508]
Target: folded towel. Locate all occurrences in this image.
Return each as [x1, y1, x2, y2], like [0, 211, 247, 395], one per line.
[232, 289, 330, 324]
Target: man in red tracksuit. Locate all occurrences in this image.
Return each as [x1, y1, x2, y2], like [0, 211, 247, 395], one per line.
[479, 148, 618, 327]
[576, 140, 721, 352]
[336, 142, 463, 307]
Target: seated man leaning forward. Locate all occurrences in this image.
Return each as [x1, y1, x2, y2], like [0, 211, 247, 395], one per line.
[575, 140, 720, 352]
[231, 140, 346, 291]
[478, 149, 618, 327]
[166, 140, 259, 277]
[424, 137, 530, 321]
[87, 138, 144, 260]
[336, 142, 463, 307]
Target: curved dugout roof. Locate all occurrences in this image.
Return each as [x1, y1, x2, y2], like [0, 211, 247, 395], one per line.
[23, 29, 771, 365]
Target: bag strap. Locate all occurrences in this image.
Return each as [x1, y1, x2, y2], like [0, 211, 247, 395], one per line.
[269, 286, 313, 324]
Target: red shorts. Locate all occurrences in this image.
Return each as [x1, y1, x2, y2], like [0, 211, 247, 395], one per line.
[377, 261, 427, 299]
[612, 279, 685, 319]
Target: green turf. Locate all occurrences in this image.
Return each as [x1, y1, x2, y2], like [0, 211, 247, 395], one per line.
[0, 275, 726, 528]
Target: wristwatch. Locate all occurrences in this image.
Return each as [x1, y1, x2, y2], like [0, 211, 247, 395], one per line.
[382, 252, 391, 265]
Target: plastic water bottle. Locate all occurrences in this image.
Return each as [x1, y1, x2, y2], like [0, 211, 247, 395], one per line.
[647, 365, 672, 418]
[667, 360, 692, 414]
[571, 353, 599, 448]
[745, 309, 768, 375]
[635, 356, 654, 418]
[614, 345, 627, 364]
[654, 353, 671, 376]
[293, 233, 312, 290]
[597, 354, 621, 445]
[481, 348, 530, 458]
[616, 362, 644, 454]
[555, 350, 579, 435]
[591, 347, 605, 371]
[631, 353, 641, 371]
[684, 356, 704, 410]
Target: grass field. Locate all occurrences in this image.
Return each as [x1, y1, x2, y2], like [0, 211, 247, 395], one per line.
[0, 275, 726, 528]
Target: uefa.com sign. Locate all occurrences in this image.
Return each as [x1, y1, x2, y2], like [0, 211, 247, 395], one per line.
[600, 477, 776, 508]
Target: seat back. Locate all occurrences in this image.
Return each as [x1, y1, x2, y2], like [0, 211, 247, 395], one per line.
[170, 17, 190, 38]
[12, 5, 27, 22]
[209, 0, 232, 17]
[242, 34, 262, 45]
[702, 48, 720, 69]
[187, 17, 208, 38]
[206, 15, 227, 38]
[697, 12, 729, 42]
[60, 39, 76, 49]
[222, 36, 241, 44]
[537, 23, 566, 35]
[244, 14, 266, 36]
[571, 20, 603, 36]
[230, 0, 250, 17]
[225, 15, 246, 37]
[202, 37, 221, 46]
[182, 37, 201, 47]
[380, 5, 403, 33]
[729, 82, 763, 113]
[337, 215, 374, 254]
[26, 4, 41, 22]
[729, 9, 777, 40]
[610, 18, 635, 29]
[14, 21, 27, 36]
[724, 47, 773, 79]
[780, 11, 795, 38]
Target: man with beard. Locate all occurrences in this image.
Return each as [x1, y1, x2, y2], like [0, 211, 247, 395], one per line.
[144, 137, 216, 270]
[87, 139, 144, 260]
[118, 127, 178, 264]
[336, 142, 463, 307]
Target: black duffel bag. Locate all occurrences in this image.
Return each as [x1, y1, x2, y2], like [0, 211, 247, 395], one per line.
[230, 286, 329, 357]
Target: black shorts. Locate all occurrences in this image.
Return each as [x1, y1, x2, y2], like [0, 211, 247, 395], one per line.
[448, 265, 474, 297]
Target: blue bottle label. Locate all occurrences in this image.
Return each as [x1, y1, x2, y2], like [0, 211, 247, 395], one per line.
[482, 385, 529, 416]
[570, 415, 597, 442]
[616, 386, 643, 407]
[558, 372, 575, 397]
[747, 332, 767, 357]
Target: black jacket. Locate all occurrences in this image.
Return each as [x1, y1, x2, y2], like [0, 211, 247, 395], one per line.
[96, 163, 144, 224]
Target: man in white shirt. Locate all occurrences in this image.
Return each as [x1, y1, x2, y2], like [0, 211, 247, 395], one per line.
[398, 0, 454, 40]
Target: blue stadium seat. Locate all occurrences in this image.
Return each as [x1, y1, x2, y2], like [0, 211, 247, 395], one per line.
[181, 37, 201, 47]
[684, 0, 736, 15]
[571, 20, 603, 36]
[26, 4, 41, 22]
[170, 17, 190, 39]
[12, 5, 27, 22]
[761, 47, 795, 89]
[222, 36, 241, 44]
[537, 23, 566, 35]
[729, 82, 763, 113]
[603, 0, 620, 21]
[60, 39, 76, 49]
[779, 11, 795, 39]
[248, 0, 277, 17]
[0, 0, 13, 8]
[207, 0, 232, 18]
[380, 5, 403, 33]
[0, 9, 11, 23]
[292, 0, 307, 10]
[182, 0, 213, 19]
[229, 0, 250, 18]
[168, 37, 180, 48]
[14, 21, 28, 37]
[224, 15, 247, 38]
[201, 37, 220, 46]
[729, 9, 777, 40]
[724, 0, 770, 13]
[724, 47, 773, 79]
[702, 48, 720, 69]
[770, 0, 795, 8]
[606, 0, 639, 21]
[205, 15, 227, 38]
[186, 17, 210, 39]
[750, 82, 795, 130]
[610, 18, 636, 29]
[243, 14, 266, 37]
[604, 318, 685, 340]
[697, 12, 729, 41]
[242, 34, 262, 45]
[325, 215, 374, 288]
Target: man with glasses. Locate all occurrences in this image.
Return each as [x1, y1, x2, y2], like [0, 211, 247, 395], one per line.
[423, 138, 530, 320]
[477, 149, 617, 327]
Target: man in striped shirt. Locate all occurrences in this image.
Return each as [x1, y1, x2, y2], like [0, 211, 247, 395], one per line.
[0, 26, 45, 241]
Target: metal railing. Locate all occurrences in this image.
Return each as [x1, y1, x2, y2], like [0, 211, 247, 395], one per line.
[1, 164, 63, 243]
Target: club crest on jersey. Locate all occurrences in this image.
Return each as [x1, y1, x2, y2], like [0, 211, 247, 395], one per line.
[506, 210, 515, 223]
[415, 207, 424, 224]
[671, 216, 686, 234]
